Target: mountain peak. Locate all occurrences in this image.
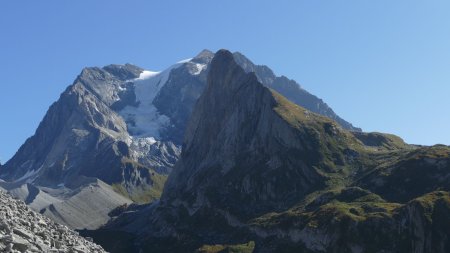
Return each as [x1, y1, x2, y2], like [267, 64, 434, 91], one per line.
[211, 49, 239, 67]
[215, 48, 232, 57]
[163, 49, 352, 218]
[192, 49, 215, 64]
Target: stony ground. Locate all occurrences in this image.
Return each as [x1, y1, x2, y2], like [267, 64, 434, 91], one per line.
[0, 189, 106, 253]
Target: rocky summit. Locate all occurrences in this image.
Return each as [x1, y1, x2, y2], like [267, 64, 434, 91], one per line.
[0, 189, 105, 253]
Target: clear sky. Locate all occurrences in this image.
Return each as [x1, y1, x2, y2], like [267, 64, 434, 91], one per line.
[1, 0, 449, 162]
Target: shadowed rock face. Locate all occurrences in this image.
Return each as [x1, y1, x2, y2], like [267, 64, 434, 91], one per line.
[163, 49, 352, 219]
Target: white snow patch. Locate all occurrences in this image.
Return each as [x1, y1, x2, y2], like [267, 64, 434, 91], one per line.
[129, 137, 158, 156]
[118, 62, 184, 139]
[191, 63, 207, 75]
[140, 137, 157, 145]
[135, 70, 160, 81]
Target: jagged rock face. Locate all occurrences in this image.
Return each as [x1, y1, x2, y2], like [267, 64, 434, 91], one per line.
[0, 72, 152, 188]
[0, 63, 173, 229]
[0, 189, 106, 252]
[76, 64, 142, 107]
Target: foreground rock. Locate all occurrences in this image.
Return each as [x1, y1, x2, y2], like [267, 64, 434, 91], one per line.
[0, 189, 106, 253]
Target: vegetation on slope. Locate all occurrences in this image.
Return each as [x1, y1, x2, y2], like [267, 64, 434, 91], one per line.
[196, 241, 255, 253]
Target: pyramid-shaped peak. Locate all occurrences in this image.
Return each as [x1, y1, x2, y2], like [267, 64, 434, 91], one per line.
[191, 49, 215, 64]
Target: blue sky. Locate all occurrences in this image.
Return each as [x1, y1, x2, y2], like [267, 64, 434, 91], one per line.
[1, 0, 449, 162]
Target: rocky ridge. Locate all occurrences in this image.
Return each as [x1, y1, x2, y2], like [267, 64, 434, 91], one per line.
[0, 189, 106, 253]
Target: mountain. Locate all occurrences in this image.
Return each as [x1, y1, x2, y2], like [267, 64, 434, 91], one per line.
[92, 50, 450, 253]
[0, 49, 359, 230]
[0, 63, 176, 229]
[162, 49, 362, 218]
[0, 188, 106, 252]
